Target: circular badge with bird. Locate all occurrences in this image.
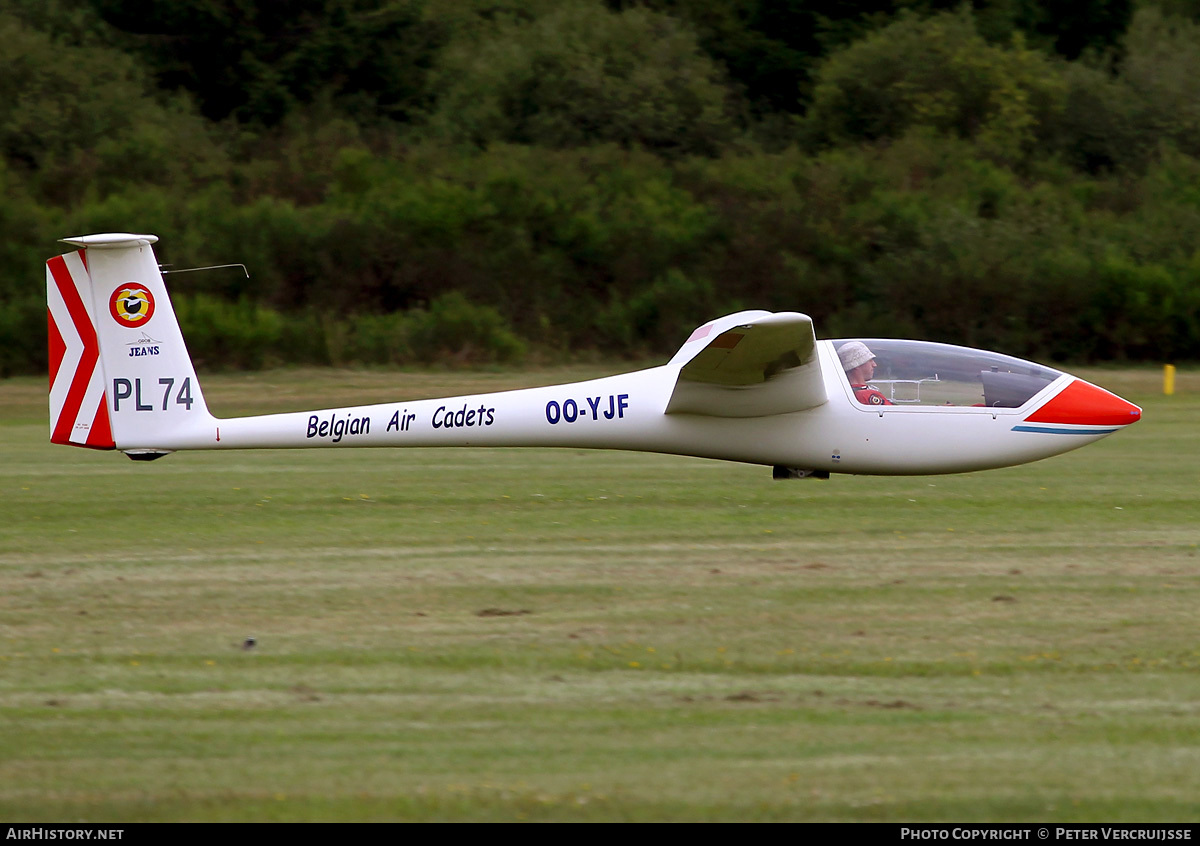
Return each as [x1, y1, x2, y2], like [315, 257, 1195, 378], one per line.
[109, 283, 155, 327]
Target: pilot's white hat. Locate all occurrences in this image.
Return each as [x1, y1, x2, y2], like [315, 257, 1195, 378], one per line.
[838, 341, 875, 371]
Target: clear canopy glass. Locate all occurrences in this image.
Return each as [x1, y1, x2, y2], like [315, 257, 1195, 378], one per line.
[833, 339, 1062, 408]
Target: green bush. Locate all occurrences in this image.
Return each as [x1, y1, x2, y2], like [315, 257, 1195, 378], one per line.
[174, 293, 286, 371]
[595, 268, 716, 352]
[0, 294, 46, 377]
[407, 291, 525, 364]
[804, 10, 1066, 167]
[1119, 7, 1200, 162]
[429, 2, 735, 156]
[340, 311, 413, 366]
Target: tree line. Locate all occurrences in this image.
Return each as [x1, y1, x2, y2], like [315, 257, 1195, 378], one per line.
[2, 0, 1199, 375]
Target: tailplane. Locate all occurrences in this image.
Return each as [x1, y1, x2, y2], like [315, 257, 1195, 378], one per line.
[47, 234, 212, 457]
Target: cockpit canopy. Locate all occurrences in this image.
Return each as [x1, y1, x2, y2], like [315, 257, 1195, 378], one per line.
[833, 339, 1062, 408]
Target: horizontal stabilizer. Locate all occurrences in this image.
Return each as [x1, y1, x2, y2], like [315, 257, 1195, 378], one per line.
[665, 312, 826, 417]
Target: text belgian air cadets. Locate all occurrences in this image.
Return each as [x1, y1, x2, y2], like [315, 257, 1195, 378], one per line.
[304, 403, 499, 443]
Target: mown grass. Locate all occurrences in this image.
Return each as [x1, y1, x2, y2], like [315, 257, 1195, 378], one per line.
[0, 365, 1197, 821]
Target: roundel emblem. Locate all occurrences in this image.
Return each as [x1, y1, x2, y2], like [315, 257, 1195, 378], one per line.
[109, 283, 155, 327]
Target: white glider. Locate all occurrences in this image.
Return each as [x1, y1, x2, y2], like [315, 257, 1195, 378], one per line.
[47, 233, 1141, 477]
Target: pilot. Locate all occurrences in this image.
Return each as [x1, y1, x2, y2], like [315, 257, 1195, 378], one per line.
[839, 341, 893, 406]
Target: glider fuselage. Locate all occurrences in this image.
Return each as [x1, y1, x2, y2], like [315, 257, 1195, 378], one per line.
[146, 346, 1134, 476]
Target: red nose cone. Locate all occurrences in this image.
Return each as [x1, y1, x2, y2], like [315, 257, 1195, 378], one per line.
[1026, 379, 1142, 426]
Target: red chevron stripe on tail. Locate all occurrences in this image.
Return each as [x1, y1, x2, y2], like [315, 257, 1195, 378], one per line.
[46, 250, 114, 450]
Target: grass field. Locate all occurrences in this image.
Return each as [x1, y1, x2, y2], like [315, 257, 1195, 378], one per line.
[1, 365, 1198, 822]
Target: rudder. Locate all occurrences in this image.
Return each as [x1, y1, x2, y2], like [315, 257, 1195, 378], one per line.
[47, 248, 113, 449]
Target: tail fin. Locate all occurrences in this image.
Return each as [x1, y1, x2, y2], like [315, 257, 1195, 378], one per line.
[47, 234, 212, 457]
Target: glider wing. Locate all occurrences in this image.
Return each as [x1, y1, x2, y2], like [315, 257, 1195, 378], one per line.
[665, 312, 827, 417]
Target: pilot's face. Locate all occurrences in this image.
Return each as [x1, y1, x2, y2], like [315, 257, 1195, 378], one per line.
[850, 358, 876, 382]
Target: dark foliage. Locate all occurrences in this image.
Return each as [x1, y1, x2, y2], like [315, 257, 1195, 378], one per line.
[0, 1, 1196, 375]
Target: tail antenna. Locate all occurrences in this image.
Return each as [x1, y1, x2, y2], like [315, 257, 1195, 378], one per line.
[160, 263, 250, 278]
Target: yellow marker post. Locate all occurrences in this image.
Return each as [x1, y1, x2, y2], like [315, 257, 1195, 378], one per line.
[1164, 364, 1176, 396]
